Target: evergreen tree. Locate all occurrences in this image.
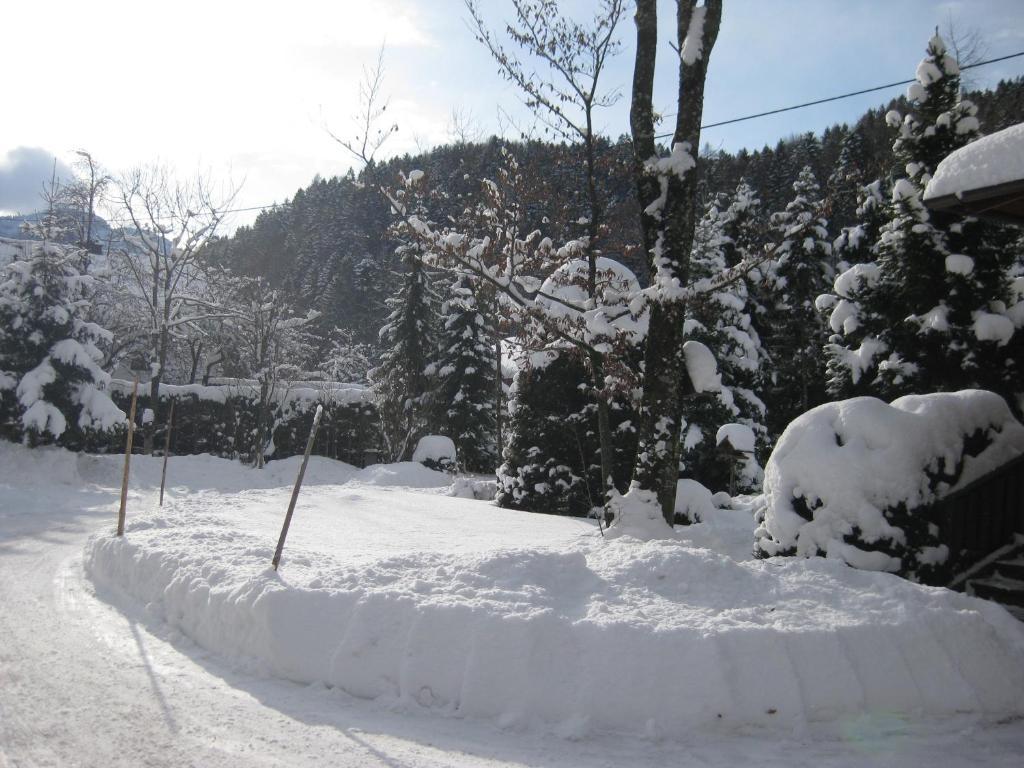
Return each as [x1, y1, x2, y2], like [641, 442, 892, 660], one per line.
[760, 166, 832, 437]
[433, 271, 498, 473]
[0, 242, 123, 447]
[823, 34, 1023, 412]
[679, 195, 767, 492]
[496, 349, 597, 517]
[832, 179, 887, 271]
[370, 249, 439, 462]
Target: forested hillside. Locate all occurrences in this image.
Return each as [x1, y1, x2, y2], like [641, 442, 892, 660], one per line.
[206, 76, 1024, 352]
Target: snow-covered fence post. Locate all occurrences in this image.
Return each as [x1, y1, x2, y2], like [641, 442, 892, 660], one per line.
[116, 379, 139, 536]
[272, 404, 323, 571]
[159, 399, 175, 507]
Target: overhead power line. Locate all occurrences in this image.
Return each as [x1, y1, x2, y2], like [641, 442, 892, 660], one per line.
[655, 49, 1024, 139]
[13, 51, 1020, 225]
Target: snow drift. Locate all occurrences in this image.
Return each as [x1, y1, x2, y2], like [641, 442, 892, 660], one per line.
[79, 440, 1024, 740]
[755, 390, 1024, 579]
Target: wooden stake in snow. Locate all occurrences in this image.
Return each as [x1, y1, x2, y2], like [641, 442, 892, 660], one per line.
[272, 404, 323, 571]
[159, 399, 175, 507]
[116, 379, 139, 537]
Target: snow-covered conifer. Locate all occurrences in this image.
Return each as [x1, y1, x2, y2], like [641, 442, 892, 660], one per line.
[823, 34, 1022, 411]
[759, 166, 832, 437]
[679, 195, 766, 493]
[433, 271, 497, 472]
[0, 242, 123, 447]
[371, 244, 440, 463]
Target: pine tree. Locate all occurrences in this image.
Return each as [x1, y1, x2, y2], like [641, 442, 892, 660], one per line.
[496, 350, 597, 517]
[823, 34, 1022, 412]
[0, 242, 123, 447]
[760, 166, 832, 437]
[832, 179, 887, 271]
[370, 252, 439, 462]
[433, 271, 497, 472]
[679, 194, 767, 492]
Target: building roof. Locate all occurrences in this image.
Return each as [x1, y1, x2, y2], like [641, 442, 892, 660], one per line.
[923, 122, 1024, 224]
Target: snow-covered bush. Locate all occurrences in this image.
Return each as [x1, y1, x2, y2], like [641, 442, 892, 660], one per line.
[412, 434, 457, 472]
[0, 242, 124, 448]
[754, 390, 1024, 582]
[102, 379, 382, 466]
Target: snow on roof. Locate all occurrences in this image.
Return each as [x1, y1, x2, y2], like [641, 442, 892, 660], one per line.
[924, 122, 1024, 202]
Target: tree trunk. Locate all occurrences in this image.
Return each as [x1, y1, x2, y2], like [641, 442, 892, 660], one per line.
[589, 351, 616, 506]
[145, 325, 170, 455]
[626, 0, 722, 524]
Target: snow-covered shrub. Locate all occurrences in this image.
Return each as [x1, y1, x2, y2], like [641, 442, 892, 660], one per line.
[674, 478, 717, 524]
[412, 434, 457, 472]
[0, 242, 124, 448]
[754, 390, 1024, 583]
[102, 380, 383, 466]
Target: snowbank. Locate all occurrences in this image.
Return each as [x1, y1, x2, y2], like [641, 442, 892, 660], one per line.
[755, 390, 1024, 578]
[924, 122, 1024, 202]
[82, 441, 1024, 739]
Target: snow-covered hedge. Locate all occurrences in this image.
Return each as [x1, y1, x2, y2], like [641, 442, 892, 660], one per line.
[101, 379, 382, 466]
[754, 390, 1024, 582]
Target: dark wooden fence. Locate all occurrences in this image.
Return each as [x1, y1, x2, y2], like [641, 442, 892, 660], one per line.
[934, 453, 1024, 581]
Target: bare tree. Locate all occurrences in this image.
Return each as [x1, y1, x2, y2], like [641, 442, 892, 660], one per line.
[217, 273, 318, 467]
[447, 106, 483, 145]
[64, 150, 110, 257]
[112, 165, 238, 451]
[466, 0, 627, 503]
[943, 15, 988, 90]
[326, 44, 398, 170]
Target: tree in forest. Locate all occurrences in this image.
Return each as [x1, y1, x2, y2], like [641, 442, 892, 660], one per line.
[609, 0, 725, 530]
[112, 165, 237, 452]
[0, 240, 123, 447]
[496, 349, 598, 516]
[217, 273, 318, 466]
[433, 271, 497, 473]
[496, 256, 644, 516]
[466, 0, 627, 504]
[822, 33, 1023, 412]
[371, 174, 441, 462]
[832, 179, 887, 271]
[759, 166, 832, 437]
[679, 195, 767, 491]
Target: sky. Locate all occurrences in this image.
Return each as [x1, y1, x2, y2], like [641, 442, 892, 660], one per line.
[1, 0, 1022, 229]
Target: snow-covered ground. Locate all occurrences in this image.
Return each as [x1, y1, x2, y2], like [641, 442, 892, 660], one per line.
[3, 441, 1024, 766]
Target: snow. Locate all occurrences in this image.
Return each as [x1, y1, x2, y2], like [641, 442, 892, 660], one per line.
[924, 122, 1024, 201]
[680, 5, 707, 65]
[82, 443, 1024, 737]
[536, 256, 647, 344]
[4, 440, 1024, 764]
[945, 253, 975, 275]
[973, 311, 1015, 346]
[412, 434, 457, 464]
[674, 477, 717, 522]
[756, 391, 1024, 570]
[716, 422, 756, 453]
[683, 339, 721, 393]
